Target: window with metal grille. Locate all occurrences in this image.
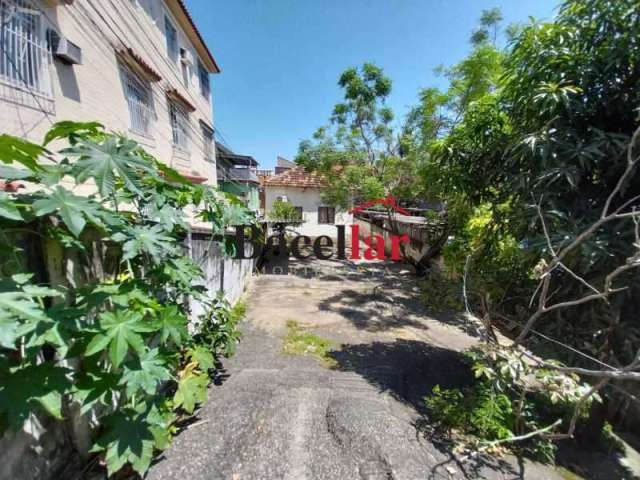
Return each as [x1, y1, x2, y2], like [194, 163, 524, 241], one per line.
[164, 15, 178, 62]
[294, 206, 303, 220]
[202, 124, 213, 161]
[0, 0, 52, 97]
[121, 67, 154, 136]
[198, 60, 209, 99]
[169, 102, 189, 150]
[318, 206, 335, 224]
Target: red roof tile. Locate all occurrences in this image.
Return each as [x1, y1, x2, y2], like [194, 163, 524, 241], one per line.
[118, 47, 162, 82]
[166, 88, 196, 112]
[264, 166, 326, 189]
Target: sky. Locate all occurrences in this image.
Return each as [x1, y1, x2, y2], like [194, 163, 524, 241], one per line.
[185, 0, 559, 170]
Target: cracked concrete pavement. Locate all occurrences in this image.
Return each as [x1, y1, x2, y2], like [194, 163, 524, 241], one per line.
[147, 252, 563, 480]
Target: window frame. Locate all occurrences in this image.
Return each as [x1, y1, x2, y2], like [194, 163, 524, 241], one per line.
[121, 66, 155, 137]
[0, 0, 53, 98]
[201, 123, 214, 162]
[164, 15, 179, 63]
[169, 101, 190, 151]
[318, 206, 336, 225]
[198, 60, 210, 99]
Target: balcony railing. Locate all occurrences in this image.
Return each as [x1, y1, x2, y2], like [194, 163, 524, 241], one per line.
[228, 168, 258, 183]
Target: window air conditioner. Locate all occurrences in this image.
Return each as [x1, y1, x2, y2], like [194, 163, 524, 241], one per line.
[49, 31, 82, 65]
[180, 48, 194, 66]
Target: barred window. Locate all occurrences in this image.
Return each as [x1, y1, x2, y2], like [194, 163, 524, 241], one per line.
[198, 60, 209, 99]
[0, 0, 52, 97]
[121, 67, 154, 136]
[169, 102, 189, 150]
[202, 124, 213, 161]
[164, 15, 178, 62]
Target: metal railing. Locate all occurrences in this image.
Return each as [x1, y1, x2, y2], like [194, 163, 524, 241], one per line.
[229, 167, 258, 183]
[122, 67, 154, 136]
[169, 102, 190, 151]
[0, 0, 52, 99]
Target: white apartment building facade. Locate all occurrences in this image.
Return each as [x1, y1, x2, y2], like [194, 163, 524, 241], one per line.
[0, 0, 219, 186]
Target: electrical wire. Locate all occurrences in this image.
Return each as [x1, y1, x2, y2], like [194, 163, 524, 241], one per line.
[67, 1, 248, 188]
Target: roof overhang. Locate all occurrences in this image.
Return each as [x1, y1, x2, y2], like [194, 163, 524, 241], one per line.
[166, 0, 221, 74]
[117, 47, 162, 82]
[199, 119, 214, 134]
[166, 88, 196, 112]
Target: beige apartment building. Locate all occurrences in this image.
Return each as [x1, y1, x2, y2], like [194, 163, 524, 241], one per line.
[0, 0, 219, 186]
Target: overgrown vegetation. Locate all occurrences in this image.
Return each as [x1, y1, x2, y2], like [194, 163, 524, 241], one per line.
[298, 0, 640, 466]
[268, 199, 301, 222]
[282, 320, 337, 367]
[0, 122, 252, 476]
[417, 0, 640, 461]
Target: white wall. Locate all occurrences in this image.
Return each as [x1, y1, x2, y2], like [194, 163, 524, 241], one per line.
[0, 0, 217, 189]
[265, 185, 352, 238]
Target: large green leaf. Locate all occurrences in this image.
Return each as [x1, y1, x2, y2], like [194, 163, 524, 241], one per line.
[145, 202, 187, 231]
[44, 121, 104, 146]
[0, 191, 22, 221]
[0, 362, 72, 429]
[32, 186, 107, 237]
[186, 345, 215, 372]
[120, 348, 172, 397]
[114, 224, 177, 263]
[0, 278, 62, 349]
[0, 165, 35, 180]
[146, 403, 177, 450]
[173, 368, 209, 414]
[66, 137, 156, 197]
[155, 305, 188, 346]
[73, 370, 120, 414]
[85, 310, 155, 368]
[0, 135, 45, 171]
[91, 409, 155, 476]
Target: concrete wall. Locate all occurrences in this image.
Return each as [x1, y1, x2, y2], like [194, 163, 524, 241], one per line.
[0, 0, 217, 188]
[188, 233, 254, 319]
[0, 231, 253, 480]
[265, 185, 352, 238]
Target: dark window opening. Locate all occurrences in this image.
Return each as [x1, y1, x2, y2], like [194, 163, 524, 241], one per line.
[318, 206, 335, 224]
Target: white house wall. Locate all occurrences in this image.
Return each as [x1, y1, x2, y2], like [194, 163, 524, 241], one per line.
[265, 185, 352, 238]
[0, 0, 217, 189]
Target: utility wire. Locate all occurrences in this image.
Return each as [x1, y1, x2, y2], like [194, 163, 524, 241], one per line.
[71, 1, 249, 189]
[61, 2, 245, 188]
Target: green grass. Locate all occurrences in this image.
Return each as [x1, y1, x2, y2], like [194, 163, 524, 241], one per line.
[282, 320, 337, 367]
[556, 467, 585, 480]
[230, 300, 247, 322]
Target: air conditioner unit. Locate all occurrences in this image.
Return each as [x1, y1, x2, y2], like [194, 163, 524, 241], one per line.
[180, 48, 194, 66]
[50, 31, 82, 65]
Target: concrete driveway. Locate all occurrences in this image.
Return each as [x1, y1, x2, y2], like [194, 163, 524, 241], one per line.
[147, 250, 562, 480]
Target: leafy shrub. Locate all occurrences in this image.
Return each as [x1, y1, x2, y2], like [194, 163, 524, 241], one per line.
[0, 122, 251, 476]
[425, 344, 599, 464]
[419, 271, 463, 312]
[425, 384, 514, 441]
[268, 199, 301, 221]
[195, 298, 246, 359]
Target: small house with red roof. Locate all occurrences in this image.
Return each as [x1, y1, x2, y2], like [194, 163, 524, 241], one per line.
[264, 166, 352, 237]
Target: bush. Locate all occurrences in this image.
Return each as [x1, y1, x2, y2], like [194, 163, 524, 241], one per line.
[268, 200, 301, 221]
[425, 384, 514, 441]
[0, 122, 252, 476]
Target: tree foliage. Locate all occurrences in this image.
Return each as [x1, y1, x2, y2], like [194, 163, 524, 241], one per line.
[420, 0, 640, 450]
[0, 122, 250, 476]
